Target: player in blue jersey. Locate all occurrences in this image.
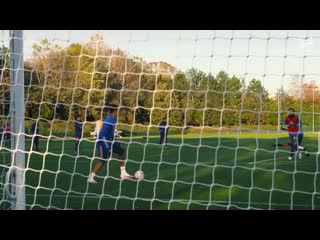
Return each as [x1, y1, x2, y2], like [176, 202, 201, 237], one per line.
[159, 118, 169, 148]
[74, 116, 83, 154]
[87, 105, 134, 184]
[31, 120, 40, 151]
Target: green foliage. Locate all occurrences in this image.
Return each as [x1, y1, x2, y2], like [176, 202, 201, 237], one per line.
[0, 46, 9, 71]
[3, 33, 320, 129]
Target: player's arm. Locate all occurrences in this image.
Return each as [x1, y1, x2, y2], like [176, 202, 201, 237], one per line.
[284, 119, 295, 129]
[296, 118, 302, 128]
[284, 119, 290, 128]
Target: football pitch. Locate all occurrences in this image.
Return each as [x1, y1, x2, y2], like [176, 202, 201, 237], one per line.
[1, 132, 320, 210]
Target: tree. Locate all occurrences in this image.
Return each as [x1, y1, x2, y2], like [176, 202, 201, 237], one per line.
[288, 74, 303, 98]
[302, 81, 320, 103]
[241, 79, 268, 125]
[0, 46, 10, 117]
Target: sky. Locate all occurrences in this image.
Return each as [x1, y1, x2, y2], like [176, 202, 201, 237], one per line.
[2, 30, 320, 95]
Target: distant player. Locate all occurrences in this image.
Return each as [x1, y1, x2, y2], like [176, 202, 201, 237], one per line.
[284, 108, 304, 160]
[87, 105, 134, 184]
[273, 125, 309, 158]
[4, 122, 10, 147]
[159, 118, 169, 148]
[31, 120, 40, 151]
[75, 116, 83, 154]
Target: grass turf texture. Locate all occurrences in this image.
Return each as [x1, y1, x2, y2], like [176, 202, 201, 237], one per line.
[1, 132, 320, 210]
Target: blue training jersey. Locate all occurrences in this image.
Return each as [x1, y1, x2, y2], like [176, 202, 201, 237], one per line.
[159, 121, 169, 134]
[98, 114, 117, 142]
[75, 121, 83, 137]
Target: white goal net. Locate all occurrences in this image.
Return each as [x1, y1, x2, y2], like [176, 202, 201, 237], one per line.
[1, 30, 320, 210]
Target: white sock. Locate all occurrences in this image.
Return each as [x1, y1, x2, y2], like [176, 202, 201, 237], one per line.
[120, 166, 127, 175]
[89, 172, 96, 180]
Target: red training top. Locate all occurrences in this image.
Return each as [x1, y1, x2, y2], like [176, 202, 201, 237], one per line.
[285, 115, 299, 133]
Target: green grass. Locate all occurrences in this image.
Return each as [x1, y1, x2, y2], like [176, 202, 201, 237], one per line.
[1, 132, 320, 210]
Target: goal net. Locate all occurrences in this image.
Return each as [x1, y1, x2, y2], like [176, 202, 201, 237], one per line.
[1, 30, 320, 210]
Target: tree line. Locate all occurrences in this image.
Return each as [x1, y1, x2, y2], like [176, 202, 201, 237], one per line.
[1, 33, 320, 129]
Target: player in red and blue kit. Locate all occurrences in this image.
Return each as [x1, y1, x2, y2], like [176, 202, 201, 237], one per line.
[273, 122, 309, 158]
[284, 108, 302, 160]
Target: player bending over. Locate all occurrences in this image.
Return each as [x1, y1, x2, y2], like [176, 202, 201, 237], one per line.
[281, 108, 309, 159]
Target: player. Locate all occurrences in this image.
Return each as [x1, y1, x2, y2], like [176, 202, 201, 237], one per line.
[87, 105, 134, 184]
[284, 108, 303, 160]
[75, 116, 83, 154]
[273, 125, 309, 158]
[159, 118, 169, 148]
[31, 120, 40, 151]
[4, 122, 10, 147]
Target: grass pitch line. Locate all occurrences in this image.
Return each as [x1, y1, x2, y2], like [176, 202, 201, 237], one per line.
[248, 156, 288, 164]
[19, 194, 319, 209]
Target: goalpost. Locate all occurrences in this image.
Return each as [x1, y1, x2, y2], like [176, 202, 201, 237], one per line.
[7, 30, 25, 209]
[1, 30, 320, 210]
[0, 30, 25, 210]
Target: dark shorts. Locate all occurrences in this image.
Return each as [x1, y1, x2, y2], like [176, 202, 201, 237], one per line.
[96, 141, 125, 161]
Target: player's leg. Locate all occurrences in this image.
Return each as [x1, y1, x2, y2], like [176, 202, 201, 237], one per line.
[298, 132, 305, 151]
[288, 133, 297, 160]
[297, 132, 303, 159]
[75, 133, 81, 154]
[31, 135, 36, 150]
[88, 141, 108, 184]
[35, 136, 39, 151]
[165, 133, 168, 148]
[5, 133, 10, 147]
[160, 133, 164, 146]
[298, 132, 303, 146]
[112, 142, 134, 179]
[297, 132, 309, 156]
[75, 138, 79, 153]
[4, 133, 7, 147]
